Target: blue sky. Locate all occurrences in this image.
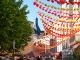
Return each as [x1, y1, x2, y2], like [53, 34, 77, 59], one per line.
[23, 0, 60, 31]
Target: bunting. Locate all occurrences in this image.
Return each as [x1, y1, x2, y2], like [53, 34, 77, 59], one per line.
[33, 1, 80, 11]
[47, 0, 80, 5]
[33, 0, 80, 53]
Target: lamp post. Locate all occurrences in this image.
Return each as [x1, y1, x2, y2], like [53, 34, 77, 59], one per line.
[13, 39, 15, 60]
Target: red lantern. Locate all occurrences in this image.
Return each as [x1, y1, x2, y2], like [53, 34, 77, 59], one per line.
[54, 13, 56, 16]
[74, 2, 77, 4]
[67, 2, 70, 5]
[45, 8, 49, 12]
[36, 3, 39, 7]
[78, 2, 80, 5]
[51, 11, 54, 14]
[51, 0, 54, 3]
[70, 2, 74, 5]
[42, 7, 45, 10]
[59, 0, 65, 4]
[33, 1, 36, 5]
[48, 9, 52, 13]
[39, 5, 42, 9]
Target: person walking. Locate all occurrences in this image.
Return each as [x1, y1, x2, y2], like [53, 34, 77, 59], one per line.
[19, 55, 23, 60]
[0, 56, 2, 60]
[4, 55, 10, 60]
[37, 56, 41, 60]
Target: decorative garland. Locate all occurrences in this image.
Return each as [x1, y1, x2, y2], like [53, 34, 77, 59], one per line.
[33, 0, 80, 53]
[41, 17, 80, 37]
[33, 0, 79, 40]
[47, 0, 80, 5]
[38, 10, 80, 29]
[38, 10, 80, 23]
[34, 1, 80, 19]
[41, 18, 80, 32]
[33, 36, 70, 53]
[36, 4, 80, 19]
[34, 1, 80, 11]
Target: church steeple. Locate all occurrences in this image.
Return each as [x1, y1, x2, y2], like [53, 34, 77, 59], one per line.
[34, 17, 41, 35]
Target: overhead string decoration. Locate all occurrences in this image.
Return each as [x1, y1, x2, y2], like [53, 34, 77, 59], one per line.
[33, 0, 80, 53]
[47, 0, 80, 5]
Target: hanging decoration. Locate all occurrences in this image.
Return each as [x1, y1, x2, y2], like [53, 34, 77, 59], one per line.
[38, 10, 80, 23]
[33, 0, 80, 11]
[33, 0, 80, 53]
[47, 0, 80, 5]
[33, 0, 80, 19]
[40, 17, 80, 37]
[33, 36, 70, 53]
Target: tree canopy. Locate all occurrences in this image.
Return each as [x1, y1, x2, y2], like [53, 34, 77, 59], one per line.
[0, 0, 33, 52]
[73, 44, 80, 60]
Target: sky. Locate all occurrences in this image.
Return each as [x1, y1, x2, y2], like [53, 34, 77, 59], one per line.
[23, 0, 60, 31]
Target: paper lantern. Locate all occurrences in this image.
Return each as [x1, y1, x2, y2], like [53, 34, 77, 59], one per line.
[60, 0, 65, 4]
[51, 0, 54, 3]
[33, 1, 37, 5]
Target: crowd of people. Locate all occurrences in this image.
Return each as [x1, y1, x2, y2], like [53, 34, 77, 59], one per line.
[0, 55, 57, 60]
[0, 55, 42, 60]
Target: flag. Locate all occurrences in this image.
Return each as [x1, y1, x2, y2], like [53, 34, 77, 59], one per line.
[34, 17, 41, 35]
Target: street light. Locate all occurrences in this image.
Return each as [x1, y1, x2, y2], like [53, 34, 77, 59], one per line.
[13, 39, 15, 60]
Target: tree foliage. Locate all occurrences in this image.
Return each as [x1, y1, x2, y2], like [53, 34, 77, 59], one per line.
[73, 44, 80, 60]
[0, 0, 33, 52]
[66, 54, 75, 60]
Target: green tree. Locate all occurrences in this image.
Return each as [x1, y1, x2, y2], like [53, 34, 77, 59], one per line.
[73, 44, 80, 60]
[0, 0, 33, 52]
[66, 54, 75, 60]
